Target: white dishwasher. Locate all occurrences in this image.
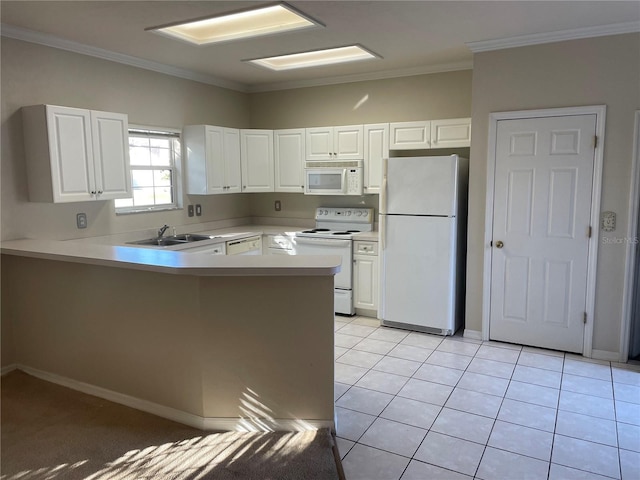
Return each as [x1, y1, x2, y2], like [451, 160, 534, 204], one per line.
[181, 242, 226, 255]
[226, 235, 262, 255]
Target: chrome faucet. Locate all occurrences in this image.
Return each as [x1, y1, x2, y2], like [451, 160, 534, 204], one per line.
[157, 224, 170, 239]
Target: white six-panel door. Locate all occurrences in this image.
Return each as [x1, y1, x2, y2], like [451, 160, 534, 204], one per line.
[490, 114, 597, 353]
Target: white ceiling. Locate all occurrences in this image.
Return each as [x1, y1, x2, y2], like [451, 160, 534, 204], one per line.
[2, 1, 639, 92]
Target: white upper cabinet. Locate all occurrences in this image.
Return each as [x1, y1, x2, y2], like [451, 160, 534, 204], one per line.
[390, 118, 471, 150]
[241, 129, 274, 193]
[274, 129, 305, 193]
[305, 125, 364, 161]
[184, 125, 241, 195]
[430, 117, 472, 148]
[389, 121, 431, 149]
[22, 104, 130, 203]
[363, 123, 388, 195]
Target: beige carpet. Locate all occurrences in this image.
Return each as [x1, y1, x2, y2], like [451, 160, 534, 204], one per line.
[1, 371, 343, 479]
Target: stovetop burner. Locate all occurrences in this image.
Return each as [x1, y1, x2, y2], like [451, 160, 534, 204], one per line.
[332, 230, 361, 235]
[301, 228, 331, 233]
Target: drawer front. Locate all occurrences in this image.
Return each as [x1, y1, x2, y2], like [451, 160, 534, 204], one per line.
[354, 240, 378, 255]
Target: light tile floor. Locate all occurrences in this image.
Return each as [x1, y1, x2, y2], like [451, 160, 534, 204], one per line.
[334, 316, 640, 480]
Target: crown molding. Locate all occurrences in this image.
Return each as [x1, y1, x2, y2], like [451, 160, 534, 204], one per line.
[1, 22, 472, 94]
[245, 61, 473, 93]
[0, 23, 248, 92]
[467, 21, 640, 53]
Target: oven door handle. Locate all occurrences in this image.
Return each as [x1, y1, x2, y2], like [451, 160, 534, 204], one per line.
[295, 237, 352, 248]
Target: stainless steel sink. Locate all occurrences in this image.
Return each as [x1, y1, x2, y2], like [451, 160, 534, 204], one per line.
[127, 233, 215, 247]
[128, 237, 187, 246]
[170, 233, 213, 242]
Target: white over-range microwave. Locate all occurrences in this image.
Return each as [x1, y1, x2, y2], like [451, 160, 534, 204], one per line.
[304, 161, 363, 195]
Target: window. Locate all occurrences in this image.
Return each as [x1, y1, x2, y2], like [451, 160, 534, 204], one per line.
[115, 127, 181, 214]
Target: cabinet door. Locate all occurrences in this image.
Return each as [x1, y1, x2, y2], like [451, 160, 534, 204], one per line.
[241, 129, 274, 193]
[363, 124, 388, 194]
[430, 118, 471, 148]
[389, 121, 431, 149]
[46, 105, 95, 202]
[334, 125, 364, 160]
[223, 128, 242, 193]
[91, 110, 131, 200]
[204, 126, 226, 194]
[354, 254, 379, 311]
[274, 129, 305, 193]
[305, 127, 333, 160]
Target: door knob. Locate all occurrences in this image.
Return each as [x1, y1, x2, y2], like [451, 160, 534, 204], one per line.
[495, 240, 504, 249]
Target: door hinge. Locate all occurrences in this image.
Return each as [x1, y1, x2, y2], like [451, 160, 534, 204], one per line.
[588, 226, 592, 238]
[583, 312, 587, 324]
[594, 135, 599, 148]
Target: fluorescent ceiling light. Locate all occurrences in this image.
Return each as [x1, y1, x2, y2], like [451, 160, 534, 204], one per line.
[247, 45, 379, 71]
[148, 3, 320, 45]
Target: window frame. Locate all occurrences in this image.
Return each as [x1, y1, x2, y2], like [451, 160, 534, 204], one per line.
[115, 125, 183, 215]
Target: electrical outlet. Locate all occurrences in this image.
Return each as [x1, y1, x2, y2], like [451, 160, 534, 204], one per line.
[275, 200, 281, 212]
[188, 205, 194, 217]
[76, 213, 87, 229]
[195, 204, 202, 216]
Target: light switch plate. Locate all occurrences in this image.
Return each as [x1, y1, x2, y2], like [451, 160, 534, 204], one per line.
[601, 211, 616, 232]
[188, 205, 194, 217]
[195, 204, 202, 216]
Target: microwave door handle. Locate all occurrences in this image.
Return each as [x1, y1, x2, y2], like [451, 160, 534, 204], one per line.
[341, 169, 348, 193]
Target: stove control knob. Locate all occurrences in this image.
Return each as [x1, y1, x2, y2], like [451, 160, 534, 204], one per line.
[325, 209, 329, 215]
[347, 211, 352, 216]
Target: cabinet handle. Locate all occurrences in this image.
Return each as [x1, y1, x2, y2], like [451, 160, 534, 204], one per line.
[98, 190, 103, 195]
[90, 190, 96, 195]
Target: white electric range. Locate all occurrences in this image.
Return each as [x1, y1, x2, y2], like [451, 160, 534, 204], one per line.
[295, 207, 374, 315]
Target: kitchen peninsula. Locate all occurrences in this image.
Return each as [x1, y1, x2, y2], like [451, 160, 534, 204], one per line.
[1, 239, 340, 431]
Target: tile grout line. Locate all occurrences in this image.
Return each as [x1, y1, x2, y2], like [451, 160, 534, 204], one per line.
[335, 318, 637, 479]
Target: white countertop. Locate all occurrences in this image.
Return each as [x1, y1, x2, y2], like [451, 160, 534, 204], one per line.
[1, 237, 341, 277]
[0, 223, 381, 276]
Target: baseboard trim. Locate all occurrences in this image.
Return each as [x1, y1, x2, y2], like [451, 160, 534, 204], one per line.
[12, 365, 333, 432]
[463, 329, 483, 341]
[591, 349, 622, 362]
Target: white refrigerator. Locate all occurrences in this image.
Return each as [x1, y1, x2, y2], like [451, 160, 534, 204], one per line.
[379, 155, 468, 335]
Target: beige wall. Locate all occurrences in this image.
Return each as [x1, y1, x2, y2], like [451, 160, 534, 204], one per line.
[2, 255, 335, 424]
[249, 70, 472, 129]
[467, 33, 640, 354]
[1, 38, 472, 239]
[248, 70, 473, 220]
[1, 38, 252, 242]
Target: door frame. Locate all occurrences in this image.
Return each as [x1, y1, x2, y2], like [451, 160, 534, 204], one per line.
[481, 105, 606, 358]
[620, 110, 640, 362]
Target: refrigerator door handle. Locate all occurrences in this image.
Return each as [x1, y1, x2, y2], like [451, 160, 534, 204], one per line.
[380, 213, 386, 250]
[380, 158, 388, 215]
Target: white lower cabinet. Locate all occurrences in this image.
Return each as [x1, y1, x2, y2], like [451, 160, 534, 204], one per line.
[353, 240, 379, 314]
